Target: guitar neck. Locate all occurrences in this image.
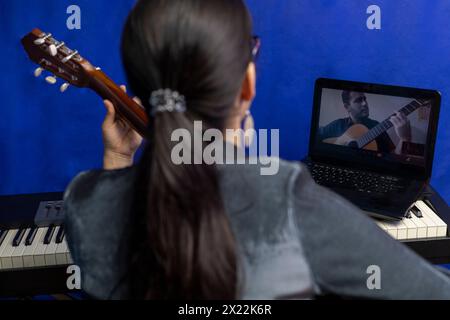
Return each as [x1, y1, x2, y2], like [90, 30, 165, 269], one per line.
[88, 69, 149, 137]
[357, 100, 423, 148]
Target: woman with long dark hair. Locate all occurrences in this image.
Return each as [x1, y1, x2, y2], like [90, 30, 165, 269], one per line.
[64, 0, 450, 299]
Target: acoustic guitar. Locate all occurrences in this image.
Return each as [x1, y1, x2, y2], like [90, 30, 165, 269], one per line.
[323, 99, 430, 151]
[21, 28, 149, 137]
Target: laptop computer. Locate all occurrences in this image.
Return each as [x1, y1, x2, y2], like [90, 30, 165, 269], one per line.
[303, 78, 441, 221]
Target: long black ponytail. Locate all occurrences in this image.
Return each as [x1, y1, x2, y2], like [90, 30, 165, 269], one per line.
[120, 0, 253, 299]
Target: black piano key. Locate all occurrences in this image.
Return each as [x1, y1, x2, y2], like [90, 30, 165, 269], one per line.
[12, 228, 27, 247]
[55, 225, 65, 243]
[43, 224, 56, 244]
[422, 197, 438, 214]
[25, 227, 38, 246]
[411, 205, 423, 218]
[0, 229, 8, 246]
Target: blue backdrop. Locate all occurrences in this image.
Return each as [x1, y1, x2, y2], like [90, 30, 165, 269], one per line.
[1, 0, 449, 202]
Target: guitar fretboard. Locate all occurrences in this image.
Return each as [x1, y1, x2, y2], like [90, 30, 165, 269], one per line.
[356, 99, 428, 149]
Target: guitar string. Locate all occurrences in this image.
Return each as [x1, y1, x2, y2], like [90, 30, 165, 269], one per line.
[357, 100, 422, 148]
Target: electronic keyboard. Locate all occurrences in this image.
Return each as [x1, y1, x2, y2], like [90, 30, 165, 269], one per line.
[371, 199, 450, 264]
[0, 187, 448, 297]
[371, 185, 450, 263]
[0, 192, 75, 297]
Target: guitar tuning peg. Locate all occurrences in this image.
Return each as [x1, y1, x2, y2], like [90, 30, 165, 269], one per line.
[60, 82, 70, 93]
[33, 33, 52, 45]
[34, 38, 45, 45]
[34, 67, 43, 77]
[48, 44, 57, 57]
[45, 76, 57, 85]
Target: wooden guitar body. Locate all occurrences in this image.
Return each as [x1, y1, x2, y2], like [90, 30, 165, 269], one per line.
[323, 124, 378, 151]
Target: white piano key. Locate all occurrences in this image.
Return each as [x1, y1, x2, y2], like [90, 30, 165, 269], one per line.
[375, 220, 387, 230]
[409, 214, 428, 239]
[22, 228, 46, 268]
[384, 219, 409, 240]
[44, 226, 60, 266]
[401, 217, 418, 239]
[413, 206, 438, 238]
[55, 239, 69, 265]
[10, 228, 31, 269]
[0, 229, 19, 269]
[0, 230, 13, 269]
[32, 227, 49, 267]
[374, 219, 395, 238]
[374, 214, 419, 240]
[382, 221, 399, 239]
[376, 216, 420, 240]
[416, 201, 447, 237]
[396, 220, 408, 240]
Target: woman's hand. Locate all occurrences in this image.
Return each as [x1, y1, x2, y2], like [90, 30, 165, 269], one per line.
[102, 85, 144, 170]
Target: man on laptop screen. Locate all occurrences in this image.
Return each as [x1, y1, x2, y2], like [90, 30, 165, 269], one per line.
[305, 78, 440, 220]
[317, 89, 430, 166]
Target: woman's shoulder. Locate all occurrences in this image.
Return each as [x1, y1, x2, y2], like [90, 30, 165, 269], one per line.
[219, 157, 308, 186]
[63, 166, 137, 299]
[217, 158, 314, 224]
[63, 165, 138, 236]
[64, 166, 137, 208]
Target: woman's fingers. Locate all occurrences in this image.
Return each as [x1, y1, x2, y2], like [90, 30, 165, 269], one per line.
[120, 84, 143, 107]
[102, 100, 116, 128]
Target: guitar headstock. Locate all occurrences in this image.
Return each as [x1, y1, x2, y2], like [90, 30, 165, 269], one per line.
[21, 28, 96, 92]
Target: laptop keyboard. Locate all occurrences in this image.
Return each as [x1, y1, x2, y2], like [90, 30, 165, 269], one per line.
[305, 162, 408, 194]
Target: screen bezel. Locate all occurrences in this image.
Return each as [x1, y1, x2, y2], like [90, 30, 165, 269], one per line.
[308, 78, 441, 180]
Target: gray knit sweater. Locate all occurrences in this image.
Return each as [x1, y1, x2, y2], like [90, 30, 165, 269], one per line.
[63, 159, 450, 299]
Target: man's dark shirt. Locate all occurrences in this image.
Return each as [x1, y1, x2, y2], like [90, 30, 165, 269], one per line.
[318, 117, 395, 153]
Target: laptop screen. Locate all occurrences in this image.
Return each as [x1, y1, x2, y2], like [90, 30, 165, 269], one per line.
[309, 79, 441, 179]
